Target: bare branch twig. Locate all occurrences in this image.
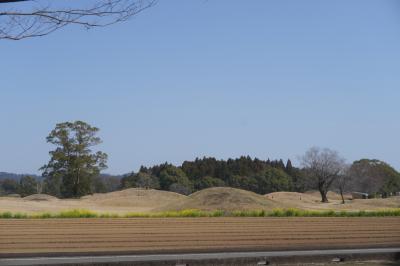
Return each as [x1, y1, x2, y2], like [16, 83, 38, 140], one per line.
[0, 0, 157, 40]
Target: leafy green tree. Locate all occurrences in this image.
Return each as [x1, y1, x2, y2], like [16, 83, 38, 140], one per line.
[286, 159, 293, 174]
[169, 183, 192, 195]
[350, 159, 400, 197]
[278, 159, 286, 169]
[18, 176, 37, 197]
[194, 176, 225, 190]
[43, 175, 62, 197]
[255, 167, 293, 194]
[291, 168, 308, 192]
[0, 178, 19, 195]
[135, 172, 160, 189]
[41, 121, 108, 198]
[228, 175, 259, 192]
[91, 176, 108, 193]
[159, 165, 192, 192]
[101, 175, 123, 192]
[121, 172, 135, 188]
[121, 172, 160, 189]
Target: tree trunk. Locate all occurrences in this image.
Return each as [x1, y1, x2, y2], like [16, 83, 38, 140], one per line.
[320, 190, 329, 203]
[340, 189, 345, 204]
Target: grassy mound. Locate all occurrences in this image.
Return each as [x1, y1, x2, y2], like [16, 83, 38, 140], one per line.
[2, 187, 399, 215]
[159, 187, 278, 211]
[3, 194, 21, 198]
[81, 188, 188, 209]
[304, 190, 352, 200]
[23, 194, 58, 201]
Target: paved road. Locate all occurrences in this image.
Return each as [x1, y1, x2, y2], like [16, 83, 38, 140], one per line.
[1, 248, 399, 265]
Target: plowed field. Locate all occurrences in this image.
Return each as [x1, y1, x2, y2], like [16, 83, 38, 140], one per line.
[1, 217, 399, 257]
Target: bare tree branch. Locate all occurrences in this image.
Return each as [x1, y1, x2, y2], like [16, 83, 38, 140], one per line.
[301, 147, 346, 203]
[0, 1, 30, 3]
[0, 0, 157, 40]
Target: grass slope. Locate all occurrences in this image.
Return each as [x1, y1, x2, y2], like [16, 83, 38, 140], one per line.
[1, 187, 399, 215]
[158, 187, 279, 211]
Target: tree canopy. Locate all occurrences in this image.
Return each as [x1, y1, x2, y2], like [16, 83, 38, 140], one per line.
[18, 175, 37, 197]
[121, 156, 304, 196]
[349, 159, 400, 197]
[41, 121, 108, 198]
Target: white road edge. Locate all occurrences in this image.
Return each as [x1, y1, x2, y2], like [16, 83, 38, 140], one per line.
[1, 248, 400, 266]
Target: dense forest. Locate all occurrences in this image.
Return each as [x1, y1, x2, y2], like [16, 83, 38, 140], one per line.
[122, 157, 299, 195]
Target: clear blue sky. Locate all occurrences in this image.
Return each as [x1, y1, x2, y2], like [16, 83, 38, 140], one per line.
[1, 0, 399, 174]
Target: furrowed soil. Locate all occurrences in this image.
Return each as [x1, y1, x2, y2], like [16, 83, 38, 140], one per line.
[1, 217, 399, 257]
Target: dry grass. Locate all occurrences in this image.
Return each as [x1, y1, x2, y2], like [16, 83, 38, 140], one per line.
[1, 187, 399, 215]
[304, 190, 353, 200]
[82, 188, 187, 212]
[158, 187, 279, 211]
[23, 194, 58, 201]
[266, 191, 400, 211]
[0, 188, 187, 214]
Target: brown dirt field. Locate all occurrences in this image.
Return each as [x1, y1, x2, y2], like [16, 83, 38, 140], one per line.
[1, 217, 399, 257]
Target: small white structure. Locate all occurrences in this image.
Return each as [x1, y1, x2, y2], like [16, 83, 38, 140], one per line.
[351, 192, 369, 199]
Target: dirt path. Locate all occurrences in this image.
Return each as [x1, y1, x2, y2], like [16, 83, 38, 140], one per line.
[1, 217, 399, 257]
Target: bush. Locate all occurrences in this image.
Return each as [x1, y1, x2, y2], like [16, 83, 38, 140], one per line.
[12, 213, 28, 219]
[0, 212, 12, 218]
[57, 209, 98, 218]
[210, 210, 225, 217]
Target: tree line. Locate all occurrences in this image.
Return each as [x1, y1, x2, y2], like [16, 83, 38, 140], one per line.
[121, 157, 296, 196]
[1, 121, 399, 203]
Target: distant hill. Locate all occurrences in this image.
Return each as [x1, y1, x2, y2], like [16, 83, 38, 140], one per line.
[0, 172, 121, 182]
[0, 172, 42, 181]
[100, 173, 124, 179]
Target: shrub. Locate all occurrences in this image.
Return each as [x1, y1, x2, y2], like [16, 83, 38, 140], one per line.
[58, 209, 98, 218]
[0, 212, 12, 218]
[210, 210, 225, 217]
[12, 213, 28, 219]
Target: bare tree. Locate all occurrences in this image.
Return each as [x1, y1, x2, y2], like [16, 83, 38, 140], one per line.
[300, 147, 346, 203]
[336, 165, 351, 204]
[36, 180, 43, 194]
[0, 0, 156, 40]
